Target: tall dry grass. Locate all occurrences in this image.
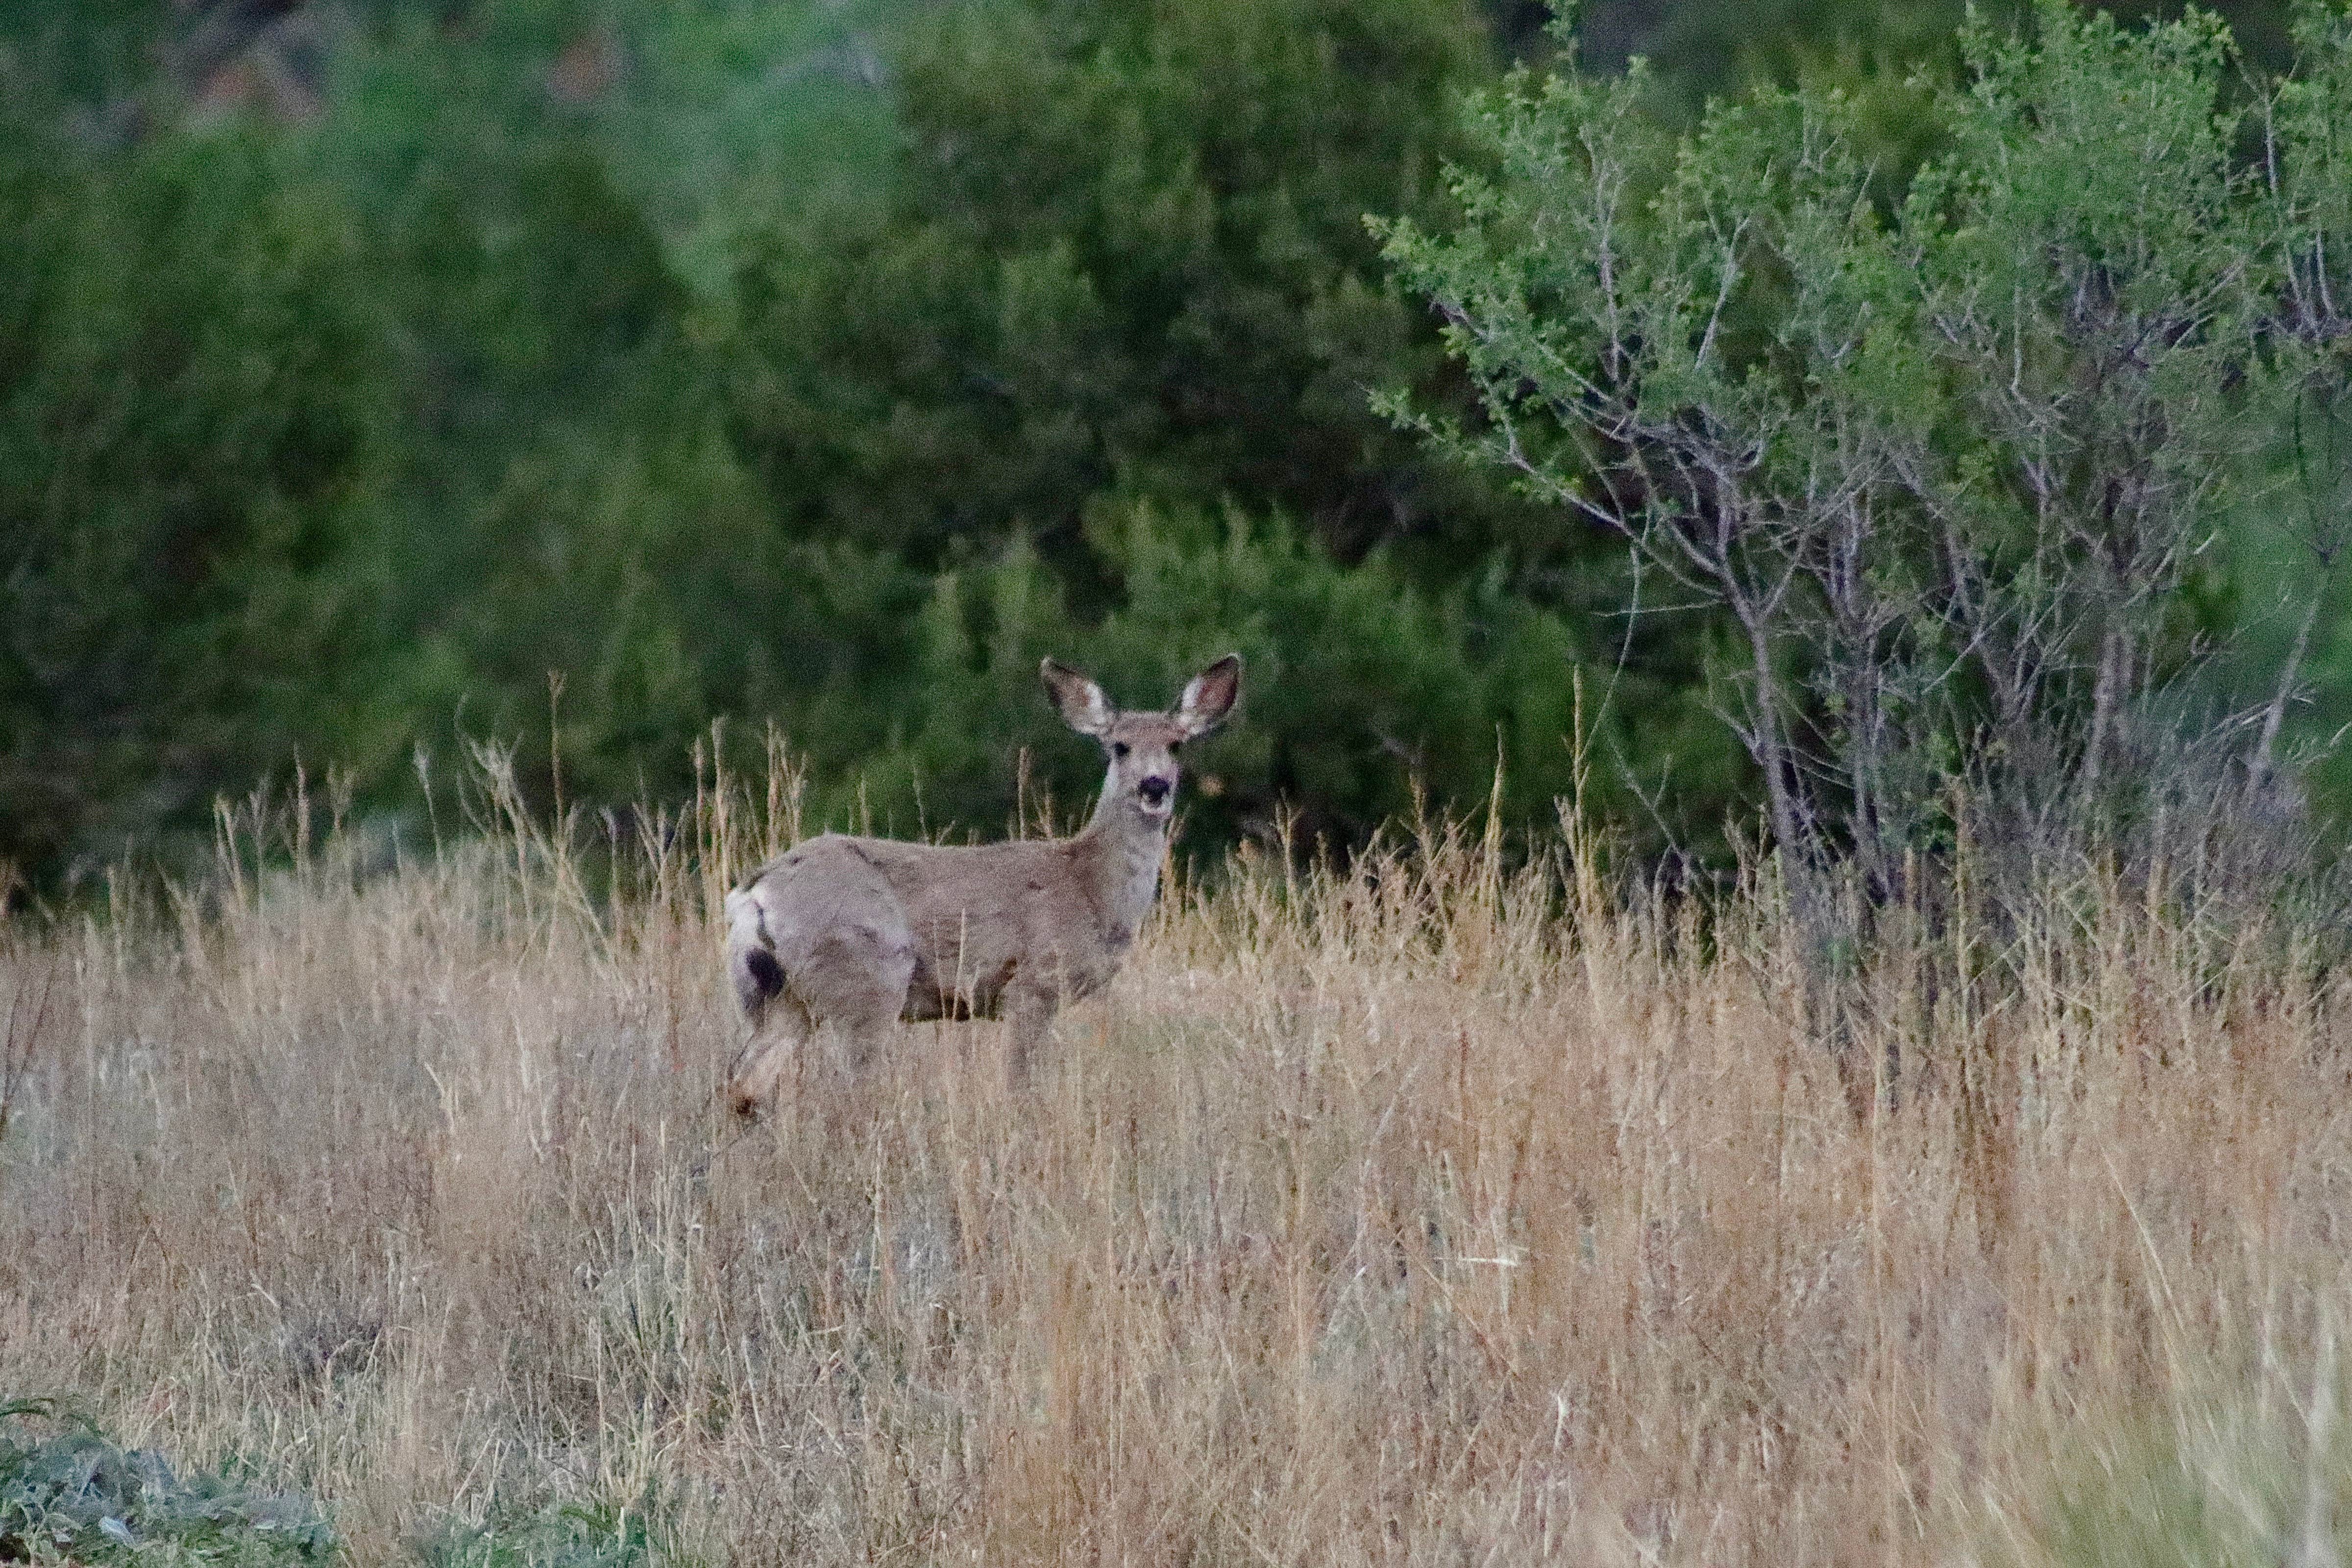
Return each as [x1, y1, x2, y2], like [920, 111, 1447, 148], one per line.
[6, 756, 2352, 1565]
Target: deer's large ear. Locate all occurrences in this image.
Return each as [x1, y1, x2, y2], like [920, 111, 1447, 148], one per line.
[1041, 658, 1115, 737]
[1175, 654, 1242, 738]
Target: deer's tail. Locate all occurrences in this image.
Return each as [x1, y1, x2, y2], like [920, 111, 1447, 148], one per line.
[724, 885, 786, 1021]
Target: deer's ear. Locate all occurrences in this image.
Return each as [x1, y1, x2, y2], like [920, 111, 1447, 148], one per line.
[1176, 654, 1242, 738]
[1041, 659, 1115, 737]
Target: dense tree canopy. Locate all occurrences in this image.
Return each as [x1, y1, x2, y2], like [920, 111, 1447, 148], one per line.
[2, 0, 2347, 893]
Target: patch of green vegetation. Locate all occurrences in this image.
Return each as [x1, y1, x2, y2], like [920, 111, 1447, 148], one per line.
[0, 1398, 337, 1568]
[416, 1496, 682, 1568]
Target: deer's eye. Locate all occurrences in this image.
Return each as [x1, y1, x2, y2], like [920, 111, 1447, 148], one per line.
[1112, 741, 1130, 759]
[1168, 738, 1184, 754]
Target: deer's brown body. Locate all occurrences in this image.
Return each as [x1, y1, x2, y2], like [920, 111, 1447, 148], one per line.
[722, 656, 1240, 1113]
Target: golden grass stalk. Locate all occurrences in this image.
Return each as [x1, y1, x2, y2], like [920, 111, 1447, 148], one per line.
[3, 755, 2350, 1565]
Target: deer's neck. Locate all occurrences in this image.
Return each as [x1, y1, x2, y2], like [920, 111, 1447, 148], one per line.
[1073, 801, 1168, 938]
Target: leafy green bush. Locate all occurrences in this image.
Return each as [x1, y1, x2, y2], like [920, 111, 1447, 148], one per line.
[416, 1500, 669, 1568]
[717, 0, 1547, 582]
[1382, 0, 2352, 905]
[0, 120, 400, 884]
[15, 0, 2352, 891]
[0, 1398, 336, 1568]
[789, 503, 1666, 855]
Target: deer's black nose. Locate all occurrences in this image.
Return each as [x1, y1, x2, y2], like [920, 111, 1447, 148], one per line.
[1138, 776, 1171, 806]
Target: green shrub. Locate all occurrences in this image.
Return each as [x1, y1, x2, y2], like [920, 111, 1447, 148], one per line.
[0, 123, 399, 885]
[795, 504, 1672, 856]
[717, 0, 1548, 584]
[0, 1398, 336, 1568]
[1382, 0, 2352, 905]
[416, 1502, 664, 1568]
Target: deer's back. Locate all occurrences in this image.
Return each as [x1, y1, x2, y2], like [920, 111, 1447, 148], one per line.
[740, 832, 1104, 1021]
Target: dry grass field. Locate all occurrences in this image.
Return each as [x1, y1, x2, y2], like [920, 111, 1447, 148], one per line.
[7, 761, 2352, 1566]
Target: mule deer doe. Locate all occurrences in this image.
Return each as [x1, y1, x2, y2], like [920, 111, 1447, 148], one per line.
[722, 655, 1241, 1113]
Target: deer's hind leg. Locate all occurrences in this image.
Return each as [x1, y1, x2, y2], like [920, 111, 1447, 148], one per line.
[727, 989, 813, 1119]
[794, 921, 916, 1077]
[727, 847, 914, 1117]
[727, 927, 912, 1117]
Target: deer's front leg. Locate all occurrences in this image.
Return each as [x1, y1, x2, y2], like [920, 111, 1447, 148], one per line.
[1002, 981, 1060, 1092]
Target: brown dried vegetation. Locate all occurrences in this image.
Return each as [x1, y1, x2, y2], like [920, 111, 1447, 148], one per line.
[3, 764, 2351, 1564]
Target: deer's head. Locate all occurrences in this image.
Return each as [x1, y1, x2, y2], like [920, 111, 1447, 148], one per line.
[1041, 655, 1242, 828]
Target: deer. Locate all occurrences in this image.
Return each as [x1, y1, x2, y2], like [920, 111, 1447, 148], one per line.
[721, 654, 1241, 1114]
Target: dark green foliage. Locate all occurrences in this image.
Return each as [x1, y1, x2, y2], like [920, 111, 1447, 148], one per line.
[717, 0, 1547, 580]
[7, 0, 2351, 889]
[0, 117, 399, 881]
[812, 506, 1601, 854]
[416, 1499, 670, 1568]
[1384, 0, 2352, 908]
[1576, 0, 2293, 108]
[0, 0, 911, 878]
[0, 1398, 337, 1568]
[2, 0, 1630, 885]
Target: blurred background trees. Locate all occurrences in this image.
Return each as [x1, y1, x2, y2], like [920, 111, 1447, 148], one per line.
[1388, 0, 2352, 957]
[2, 0, 2346, 892]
